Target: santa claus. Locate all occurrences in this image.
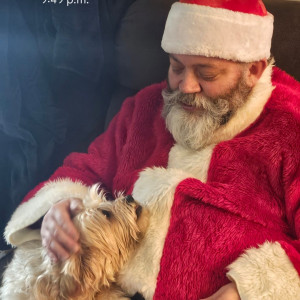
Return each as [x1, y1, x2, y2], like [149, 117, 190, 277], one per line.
[4, 0, 300, 299]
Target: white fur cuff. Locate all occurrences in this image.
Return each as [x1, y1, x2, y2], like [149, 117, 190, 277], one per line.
[227, 241, 300, 300]
[5, 178, 89, 246]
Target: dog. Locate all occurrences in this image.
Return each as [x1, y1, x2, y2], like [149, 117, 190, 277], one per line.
[1, 164, 191, 300]
[0, 185, 149, 300]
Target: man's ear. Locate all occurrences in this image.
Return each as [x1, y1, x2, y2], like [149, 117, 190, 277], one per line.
[245, 59, 267, 87]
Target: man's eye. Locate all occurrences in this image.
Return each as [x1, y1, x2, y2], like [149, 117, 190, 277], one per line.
[101, 210, 111, 218]
[201, 75, 217, 81]
[171, 67, 183, 74]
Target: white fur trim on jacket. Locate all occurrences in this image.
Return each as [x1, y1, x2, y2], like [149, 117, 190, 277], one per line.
[227, 241, 300, 300]
[161, 2, 274, 62]
[121, 167, 195, 299]
[5, 178, 89, 246]
[168, 143, 214, 183]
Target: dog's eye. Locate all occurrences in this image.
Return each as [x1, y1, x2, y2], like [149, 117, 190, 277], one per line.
[101, 210, 111, 218]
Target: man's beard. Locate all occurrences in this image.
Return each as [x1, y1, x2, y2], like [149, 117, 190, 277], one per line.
[162, 76, 252, 150]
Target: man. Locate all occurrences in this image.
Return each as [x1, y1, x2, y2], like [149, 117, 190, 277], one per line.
[4, 0, 300, 299]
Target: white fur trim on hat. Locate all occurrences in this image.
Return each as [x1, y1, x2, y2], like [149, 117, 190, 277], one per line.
[161, 2, 274, 62]
[227, 241, 300, 299]
[4, 178, 89, 246]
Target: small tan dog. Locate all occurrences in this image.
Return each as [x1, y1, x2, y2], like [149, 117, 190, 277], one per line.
[0, 185, 149, 300]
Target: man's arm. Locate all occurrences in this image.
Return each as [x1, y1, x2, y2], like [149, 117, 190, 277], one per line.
[226, 164, 300, 299]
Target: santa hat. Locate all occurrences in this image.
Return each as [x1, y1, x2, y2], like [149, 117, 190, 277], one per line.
[161, 0, 274, 62]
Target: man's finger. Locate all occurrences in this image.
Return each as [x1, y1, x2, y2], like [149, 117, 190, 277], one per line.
[53, 225, 80, 254]
[48, 239, 71, 261]
[51, 201, 80, 241]
[69, 198, 84, 217]
[47, 250, 58, 264]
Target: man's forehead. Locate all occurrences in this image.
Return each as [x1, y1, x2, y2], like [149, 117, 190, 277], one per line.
[169, 53, 234, 69]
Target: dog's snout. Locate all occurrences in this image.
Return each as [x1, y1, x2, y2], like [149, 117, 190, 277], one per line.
[125, 195, 135, 203]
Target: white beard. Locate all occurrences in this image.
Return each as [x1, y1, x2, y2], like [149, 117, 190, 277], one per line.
[162, 77, 251, 150]
[164, 104, 226, 150]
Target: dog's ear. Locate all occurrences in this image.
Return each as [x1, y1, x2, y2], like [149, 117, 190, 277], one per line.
[82, 247, 114, 287]
[69, 246, 122, 296]
[33, 271, 65, 300]
[59, 248, 116, 298]
[34, 274, 56, 300]
[59, 254, 82, 298]
[33, 255, 81, 300]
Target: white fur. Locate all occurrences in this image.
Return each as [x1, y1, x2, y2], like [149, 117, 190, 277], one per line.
[168, 143, 214, 183]
[161, 2, 274, 62]
[120, 167, 195, 299]
[227, 242, 300, 299]
[0, 241, 48, 300]
[5, 178, 89, 246]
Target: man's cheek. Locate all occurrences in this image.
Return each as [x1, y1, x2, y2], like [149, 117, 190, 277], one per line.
[167, 72, 179, 91]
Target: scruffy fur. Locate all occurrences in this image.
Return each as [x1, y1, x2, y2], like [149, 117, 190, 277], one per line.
[0, 186, 149, 300]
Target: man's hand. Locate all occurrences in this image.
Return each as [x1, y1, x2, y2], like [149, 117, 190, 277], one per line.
[200, 283, 240, 300]
[41, 198, 83, 263]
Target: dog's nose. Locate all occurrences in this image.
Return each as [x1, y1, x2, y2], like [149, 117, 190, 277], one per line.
[125, 195, 135, 203]
[124, 195, 142, 218]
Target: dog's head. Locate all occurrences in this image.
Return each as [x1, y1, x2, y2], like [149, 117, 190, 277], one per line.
[35, 185, 149, 300]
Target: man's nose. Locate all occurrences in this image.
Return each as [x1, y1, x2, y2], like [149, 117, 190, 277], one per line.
[179, 70, 201, 94]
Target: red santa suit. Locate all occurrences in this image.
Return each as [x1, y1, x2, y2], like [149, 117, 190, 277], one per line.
[4, 64, 300, 299]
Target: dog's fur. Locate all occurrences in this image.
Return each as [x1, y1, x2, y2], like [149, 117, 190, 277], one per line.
[0, 186, 149, 300]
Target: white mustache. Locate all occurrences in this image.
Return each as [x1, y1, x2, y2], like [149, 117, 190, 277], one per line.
[162, 88, 231, 119]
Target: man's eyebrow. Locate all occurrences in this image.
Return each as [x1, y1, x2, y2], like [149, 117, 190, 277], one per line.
[169, 54, 182, 64]
[169, 54, 217, 69]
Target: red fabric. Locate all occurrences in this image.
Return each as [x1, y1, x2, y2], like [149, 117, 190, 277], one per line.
[180, 0, 268, 16]
[22, 68, 300, 299]
[280, 241, 300, 277]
